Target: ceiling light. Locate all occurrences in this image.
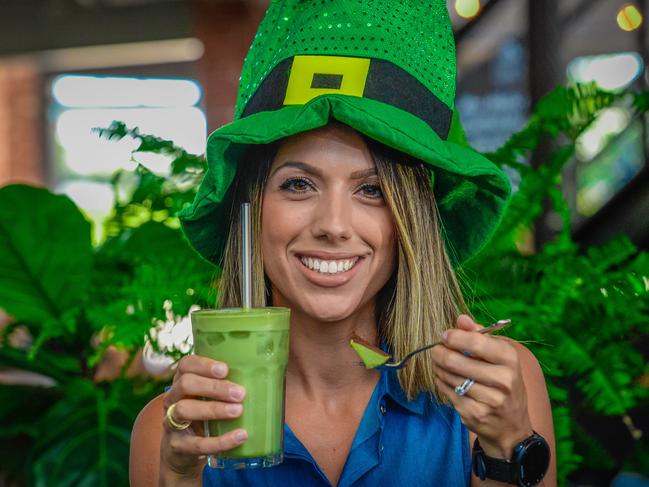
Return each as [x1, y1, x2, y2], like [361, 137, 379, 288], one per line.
[455, 0, 480, 20]
[617, 4, 643, 32]
[567, 52, 643, 91]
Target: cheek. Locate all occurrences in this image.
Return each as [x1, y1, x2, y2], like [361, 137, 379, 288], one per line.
[261, 198, 283, 259]
[370, 210, 397, 261]
[360, 208, 397, 282]
[260, 196, 303, 265]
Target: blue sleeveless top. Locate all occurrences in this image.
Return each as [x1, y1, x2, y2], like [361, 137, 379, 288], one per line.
[202, 369, 471, 486]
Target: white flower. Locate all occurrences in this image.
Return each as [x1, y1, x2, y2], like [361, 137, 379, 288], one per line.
[142, 302, 199, 375]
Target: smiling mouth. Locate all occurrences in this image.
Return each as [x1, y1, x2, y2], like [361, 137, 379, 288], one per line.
[298, 255, 361, 275]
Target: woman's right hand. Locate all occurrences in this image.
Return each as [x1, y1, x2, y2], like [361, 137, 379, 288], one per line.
[160, 355, 248, 478]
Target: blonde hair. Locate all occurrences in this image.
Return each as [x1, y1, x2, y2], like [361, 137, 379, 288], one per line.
[368, 138, 470, 401]
[216, 132, 470, 402]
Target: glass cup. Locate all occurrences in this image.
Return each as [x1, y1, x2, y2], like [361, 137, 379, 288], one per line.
[191, 307, 290, 469]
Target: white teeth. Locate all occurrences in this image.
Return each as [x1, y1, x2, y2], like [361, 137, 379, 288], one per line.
[299, 256, 358, 275]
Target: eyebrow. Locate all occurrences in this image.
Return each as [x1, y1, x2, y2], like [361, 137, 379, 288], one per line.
[270, 161, 377, 179]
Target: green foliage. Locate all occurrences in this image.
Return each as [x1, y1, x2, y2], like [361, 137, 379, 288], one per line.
[26, 378, 157, 487]
[464, 84, 649, 483]
[93, 121, 205, 239]
[0, 83, 647, 486]
[0, 185, 92, 341]
[0, 134, 214, 485]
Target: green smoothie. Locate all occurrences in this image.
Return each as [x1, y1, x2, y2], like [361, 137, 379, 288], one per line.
[191, 307, 290, 468]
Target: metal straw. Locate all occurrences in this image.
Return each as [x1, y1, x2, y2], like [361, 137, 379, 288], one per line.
[241, 202, 252, 309]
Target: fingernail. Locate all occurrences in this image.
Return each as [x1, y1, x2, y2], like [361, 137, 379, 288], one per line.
[230, 386, 245, 400]
[212, 363, 227, 378]
[442, 331, 448, 342]
[225, 403, 243, 416]
[235, 430, 248, 442]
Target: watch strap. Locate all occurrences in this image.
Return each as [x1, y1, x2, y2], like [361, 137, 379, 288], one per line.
[482, 455, 514, 482]
[472, 438, 516, 483]
[472, 431, 550, 487]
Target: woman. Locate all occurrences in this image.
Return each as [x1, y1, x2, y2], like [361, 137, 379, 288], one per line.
[131, 1, 556, 485]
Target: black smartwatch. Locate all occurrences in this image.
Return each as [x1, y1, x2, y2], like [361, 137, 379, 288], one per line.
[472, 431, 550, 486]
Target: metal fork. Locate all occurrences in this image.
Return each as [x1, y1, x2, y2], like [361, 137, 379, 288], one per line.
[376, 319, 512, 371]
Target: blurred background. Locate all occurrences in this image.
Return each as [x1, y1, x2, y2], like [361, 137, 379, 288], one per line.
[0, 0, 647, 250]
[0, 0, 648, 486]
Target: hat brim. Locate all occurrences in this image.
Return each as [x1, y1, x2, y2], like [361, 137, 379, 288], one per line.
[179, 94, 511, 266]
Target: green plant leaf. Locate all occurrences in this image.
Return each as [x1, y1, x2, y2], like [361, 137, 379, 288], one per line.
[0, 384, 60, 437]
[465, 85, 649, 482]
[0, 185, 92, 324]
[86, 221, 216, 354]
[0, 345, 80, 382]
[26, 378, 164, 487]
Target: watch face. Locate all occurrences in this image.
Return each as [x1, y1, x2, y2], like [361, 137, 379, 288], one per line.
[517, 438, 550, 486]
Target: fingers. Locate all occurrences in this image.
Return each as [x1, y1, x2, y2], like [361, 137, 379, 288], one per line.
[165, 355, 245, 408]
[167, 428, 249, 458]
[444, 316, 519, 368]
[168, 399, 244, 425]
[174, 355, 229, 382]
[432, 346, 514, 390]
[161, 355, 250, 471]
[456, 314, 482, 332]
[165, 374, 246, 407]
[434, 376, 493, 425]
[433, 365, 506, 409]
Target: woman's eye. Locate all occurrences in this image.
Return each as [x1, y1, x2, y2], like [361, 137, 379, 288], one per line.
[279, 177, 314, 193]
[359, 183, 383, 199]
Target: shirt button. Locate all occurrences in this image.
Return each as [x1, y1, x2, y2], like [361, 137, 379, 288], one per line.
[380, 403, 387, 415]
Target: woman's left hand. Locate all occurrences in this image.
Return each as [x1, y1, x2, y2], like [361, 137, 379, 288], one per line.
[431, 314, 534, 457]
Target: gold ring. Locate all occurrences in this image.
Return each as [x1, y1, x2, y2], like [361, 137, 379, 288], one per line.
[165, 403, 191, 431]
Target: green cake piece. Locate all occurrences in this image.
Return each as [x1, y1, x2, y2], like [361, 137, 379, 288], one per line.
[349, 333, 391, 369]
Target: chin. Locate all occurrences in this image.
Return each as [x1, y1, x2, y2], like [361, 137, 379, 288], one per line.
[297, 296, 363, 323]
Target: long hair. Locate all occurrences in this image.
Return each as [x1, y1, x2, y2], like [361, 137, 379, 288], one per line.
[367, 138, 470, 401]
[216, 142, 276, 311]
[216, 129, 470, 402]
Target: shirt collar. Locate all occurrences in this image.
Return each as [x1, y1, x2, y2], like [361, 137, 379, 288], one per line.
[380, 368, 427, 416]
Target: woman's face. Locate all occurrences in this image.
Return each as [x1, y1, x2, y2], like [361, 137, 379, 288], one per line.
[261, 123, 397, 322]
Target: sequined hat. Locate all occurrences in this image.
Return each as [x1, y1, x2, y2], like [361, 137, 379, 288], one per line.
[179, 0, 512, 266]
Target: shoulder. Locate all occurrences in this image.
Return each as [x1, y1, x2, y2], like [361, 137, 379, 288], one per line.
[129, 393, 166, 487]
[506, 338, 547, 389]
[500, 338, 553, 428]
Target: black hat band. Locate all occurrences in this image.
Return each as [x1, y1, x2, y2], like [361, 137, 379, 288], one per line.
[242, 55, 452, 141]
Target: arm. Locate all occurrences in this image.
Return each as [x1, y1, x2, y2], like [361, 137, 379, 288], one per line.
[130, 393, 163, 486]
[129, 356, 250, 487]
[129, 395, 201, 487]
[130, 394, 203, 486]
[432, 315, 556, 487]
[468, 341, 556, 486]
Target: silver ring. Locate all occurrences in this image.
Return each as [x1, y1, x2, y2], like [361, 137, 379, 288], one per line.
[454, 378, 475, 396]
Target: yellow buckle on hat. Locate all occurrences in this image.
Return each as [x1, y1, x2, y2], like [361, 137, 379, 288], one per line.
[283, 55, 370, 106]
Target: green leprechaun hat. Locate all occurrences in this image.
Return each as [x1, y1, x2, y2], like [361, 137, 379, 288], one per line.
[179, 0, 512, 266]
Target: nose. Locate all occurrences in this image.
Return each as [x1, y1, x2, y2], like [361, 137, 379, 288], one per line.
[311, 186, 353, 242]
